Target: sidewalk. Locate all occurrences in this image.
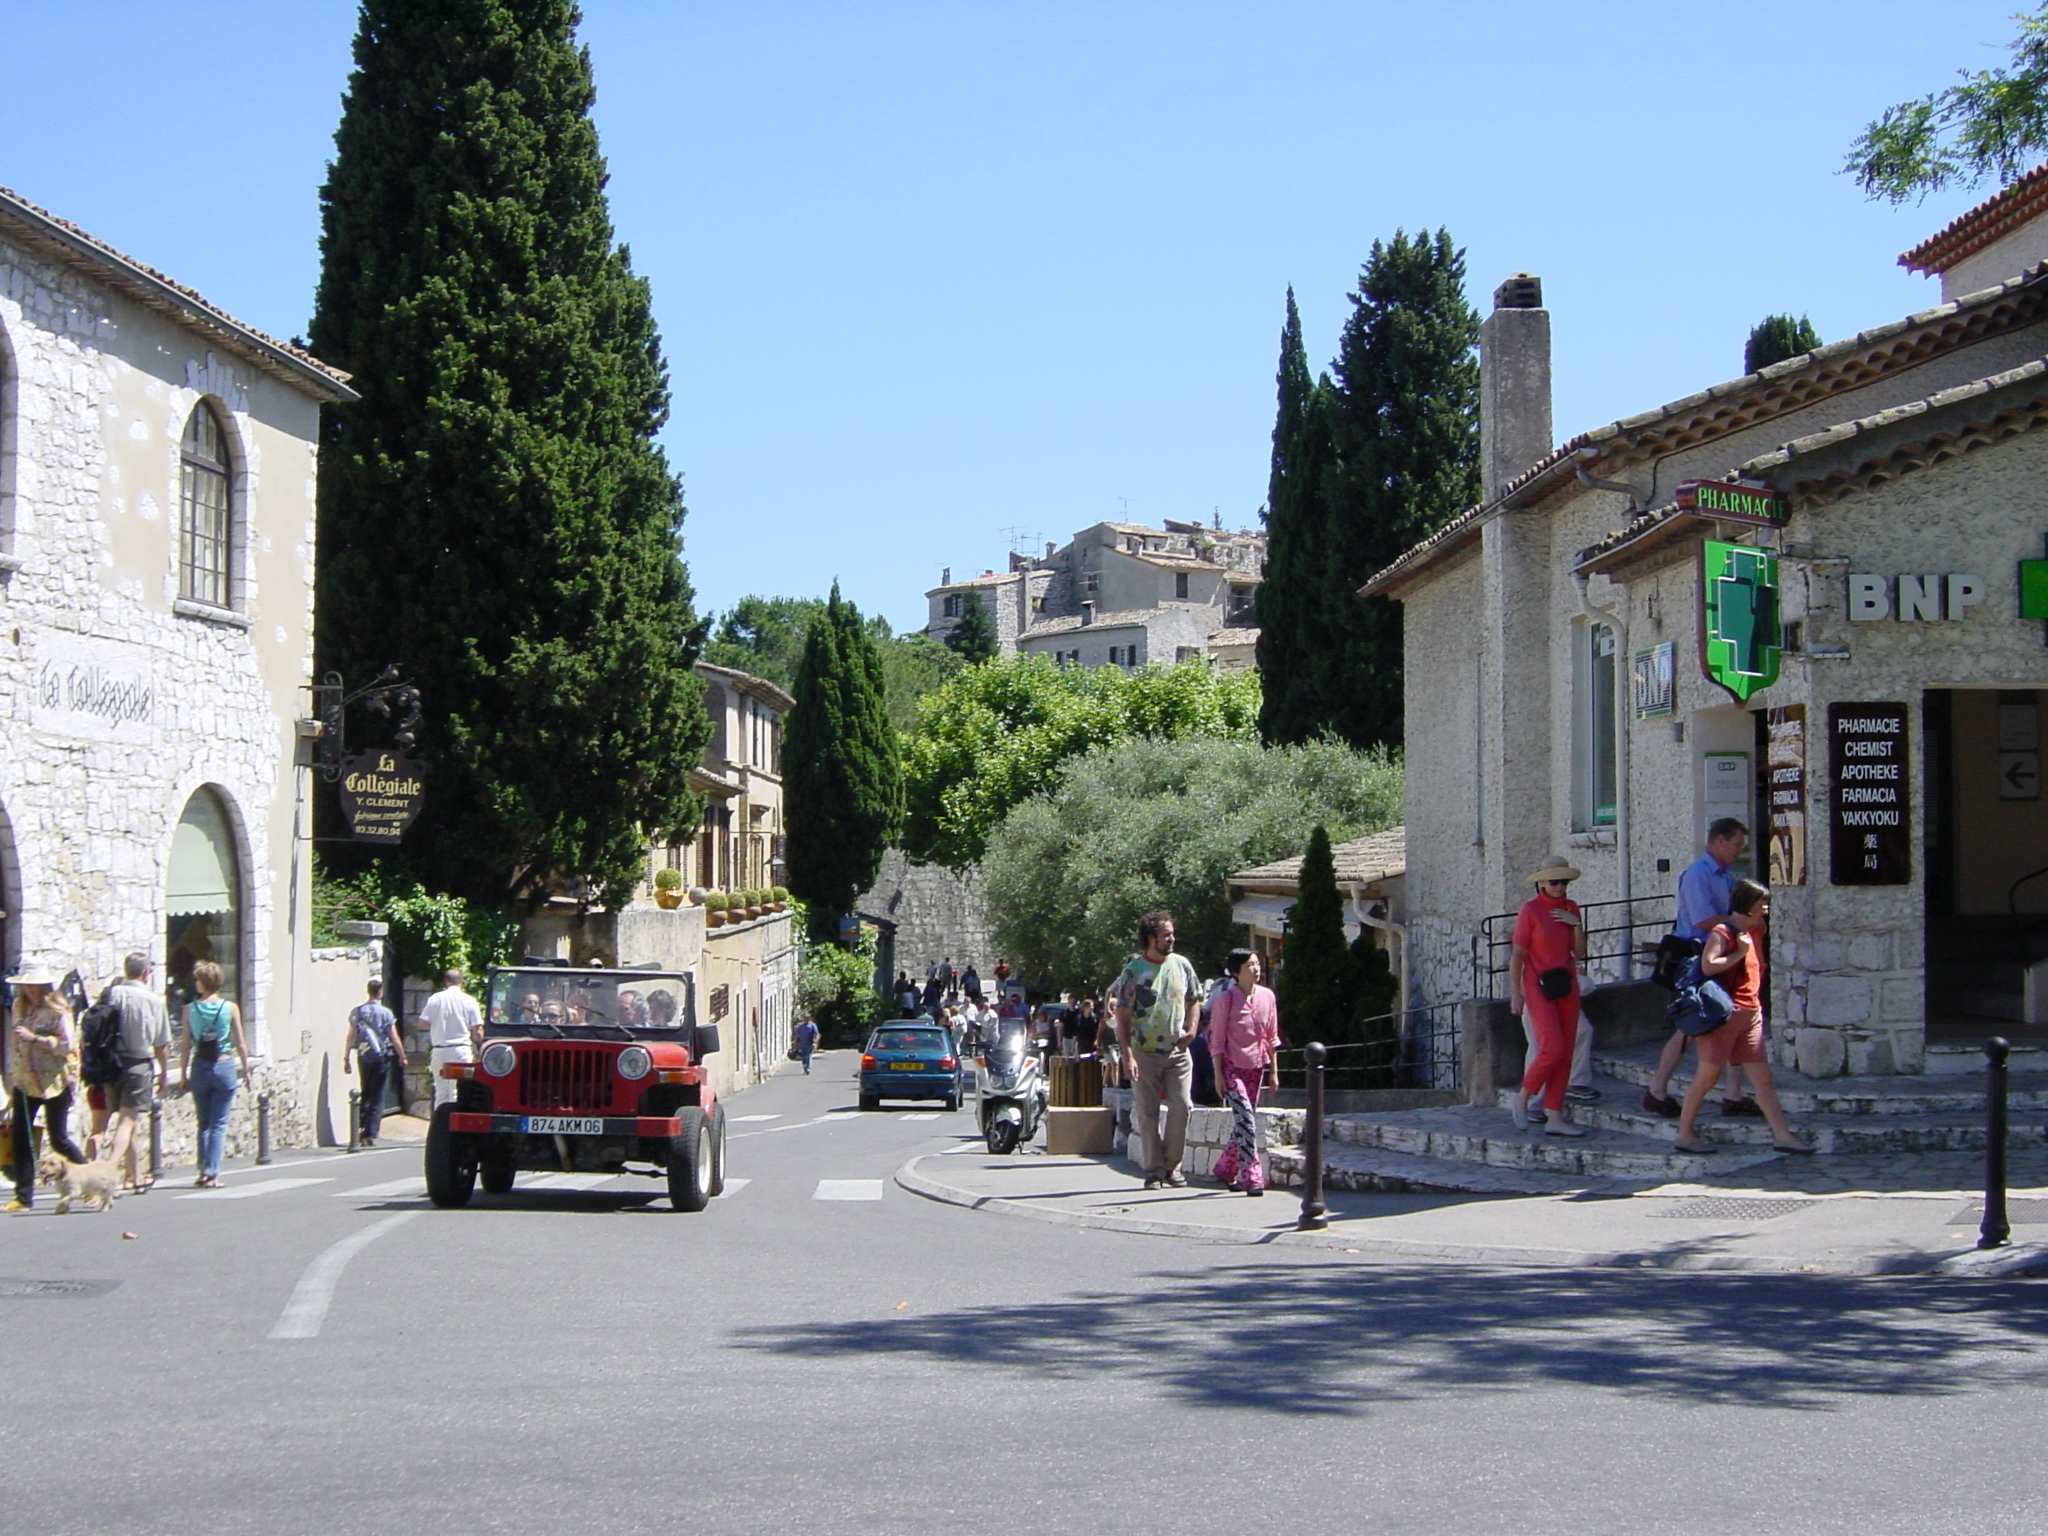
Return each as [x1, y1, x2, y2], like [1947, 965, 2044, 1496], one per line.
[896, 1148, 2048, 1277]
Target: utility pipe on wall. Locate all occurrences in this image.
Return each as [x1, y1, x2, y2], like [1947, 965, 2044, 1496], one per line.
[1345, 886, 1409, 1017]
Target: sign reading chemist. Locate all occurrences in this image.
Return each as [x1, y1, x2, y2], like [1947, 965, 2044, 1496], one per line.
[1848, 573, 1986, 621]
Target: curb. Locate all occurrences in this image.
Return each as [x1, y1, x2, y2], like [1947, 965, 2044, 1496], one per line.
[892, 1155, 2019, 1276]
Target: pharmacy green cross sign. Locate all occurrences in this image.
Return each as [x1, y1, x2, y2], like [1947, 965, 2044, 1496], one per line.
[2021, 534, 2048, 644]
[1700, 539, 1781, 703]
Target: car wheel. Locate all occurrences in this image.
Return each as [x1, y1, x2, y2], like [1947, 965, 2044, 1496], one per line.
[667, 1107, 713, 1212]
[859, 1093, 879, 1111]
[707, 1102, 727, 1198]
[943, 1090, 961, 1112]
[479, 1151, 515, 1195]
[424, 1104, 476, 1208]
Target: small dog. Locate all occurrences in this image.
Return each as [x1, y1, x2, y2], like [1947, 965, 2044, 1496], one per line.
[38, 1152, 120, 1214]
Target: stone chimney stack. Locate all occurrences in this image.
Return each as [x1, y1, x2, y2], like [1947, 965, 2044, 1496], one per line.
[941, 566, 952, 586]
[1479, 273, 1552, 504]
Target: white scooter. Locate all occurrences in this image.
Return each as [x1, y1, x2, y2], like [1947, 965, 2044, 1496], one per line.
[975, 1020, 1048, 1155]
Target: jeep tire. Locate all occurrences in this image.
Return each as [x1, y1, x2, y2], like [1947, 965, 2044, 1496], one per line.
[668, 1107, 713, 1212]
[707, 1103, 727, 1198]
[424, 1104, 477, 1208]
[480, 1149, 515, 1196]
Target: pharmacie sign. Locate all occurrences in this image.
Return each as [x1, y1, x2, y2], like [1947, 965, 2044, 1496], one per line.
[1828, 704, 1910, 886]
[337, 752, 426, 843]
[1677, 480, 1788, 527]
[1699, 540, 1781, 703]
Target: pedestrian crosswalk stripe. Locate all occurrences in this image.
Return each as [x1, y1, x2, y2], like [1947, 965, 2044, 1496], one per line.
[718, 1178, 751, 1196]
[813, 1179, 884, 1201]
[732, 1114, 781, 1122]
[178, 1177, 333, 1201]
[332, 1176, 425, 1200]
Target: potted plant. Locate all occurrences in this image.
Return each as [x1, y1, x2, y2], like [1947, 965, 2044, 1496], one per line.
[744, 888, 764, 919]
[704, 891, 729, 928]
[771, 885, 790, 913]
[653, 867, 684, 909]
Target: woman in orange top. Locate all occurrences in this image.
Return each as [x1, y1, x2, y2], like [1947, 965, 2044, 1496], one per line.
[1508, 856, 1589, 1137]
[1675, 879, 1812, 1155]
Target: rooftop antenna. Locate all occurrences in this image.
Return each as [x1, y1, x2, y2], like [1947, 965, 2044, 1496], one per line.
[1117, 497, 1131, 519]
[1212, 506, 1221, 530]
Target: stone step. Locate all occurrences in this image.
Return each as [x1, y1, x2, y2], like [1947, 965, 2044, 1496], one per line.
[1324, 1104, 1780, 1180]
[1495, 1088, 2048, 1155]
[1263, 1141, 1635, 1198]
[1591, 1051, 2048, 1108]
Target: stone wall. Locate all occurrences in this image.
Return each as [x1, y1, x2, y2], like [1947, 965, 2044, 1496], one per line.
[859, 849, 991, 984]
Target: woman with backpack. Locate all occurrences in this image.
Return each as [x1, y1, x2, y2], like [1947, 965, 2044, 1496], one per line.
[179, 961, 250, 1189]
[1673, 880, 1812, 1157]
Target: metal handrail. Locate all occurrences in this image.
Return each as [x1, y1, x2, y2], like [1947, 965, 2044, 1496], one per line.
[1475, 894, 1674, 996]
[1269, 1000, 1461, 1091]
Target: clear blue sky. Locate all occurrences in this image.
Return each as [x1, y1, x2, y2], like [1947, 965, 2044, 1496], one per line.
[0, 2, 2018, 633]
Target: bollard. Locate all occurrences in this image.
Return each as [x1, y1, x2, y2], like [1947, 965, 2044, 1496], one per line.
[347, 1089, 360, 1154]
[1297, 1042, 1328, 1232]
[148, 1097, 163, 1180]
[1980, 1037, 2011, 1251]
[256, 1092, 273, 1166]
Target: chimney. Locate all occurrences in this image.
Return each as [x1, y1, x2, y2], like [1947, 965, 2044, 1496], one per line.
[1479, 273, 1552, 504]
[941, 567, 951, 586]
[1045, 541, 1056, 559]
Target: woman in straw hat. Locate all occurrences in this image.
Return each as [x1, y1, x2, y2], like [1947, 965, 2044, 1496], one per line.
[1507, 858, 1590, 1137]
[7, 966, 86, 1210]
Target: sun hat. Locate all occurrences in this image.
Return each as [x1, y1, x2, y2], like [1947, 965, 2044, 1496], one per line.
[6, 966, 58, 988]
[1527, 857, 1583, 885]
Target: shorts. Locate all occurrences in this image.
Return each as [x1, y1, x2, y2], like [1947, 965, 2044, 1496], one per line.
[109, 1061, 157, 1114]
[1696, 1009, 1764, 1069]
[85, 1086, 107, 1113]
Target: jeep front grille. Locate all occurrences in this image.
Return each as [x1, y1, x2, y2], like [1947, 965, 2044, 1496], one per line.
[519, 1046, 613, 1113]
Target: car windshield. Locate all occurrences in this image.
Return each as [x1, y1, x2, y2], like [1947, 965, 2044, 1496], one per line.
[872, 1029, 946, 1053]
[487, 969, 688, 1034]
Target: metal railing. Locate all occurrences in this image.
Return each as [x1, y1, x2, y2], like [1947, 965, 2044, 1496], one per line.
[1474, 895, 1674, 997]
[1269, 1001, 1461, 1093]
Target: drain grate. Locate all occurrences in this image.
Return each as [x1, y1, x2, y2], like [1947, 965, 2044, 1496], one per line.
[0, 1277, 116, 1299]
[1948, 1197, 2048, 1226]
[1648, 1197, 1819, 1221]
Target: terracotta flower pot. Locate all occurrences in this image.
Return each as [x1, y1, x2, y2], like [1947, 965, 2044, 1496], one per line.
[706, 909, 726, 928]
[654, 888, 682, 910]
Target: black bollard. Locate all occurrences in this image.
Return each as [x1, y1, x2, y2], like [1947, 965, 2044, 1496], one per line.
[148, 1097, 163, 1180]
[1298, 1042, 1328, 1232]
[256, 1092, 273, 1166]
[1980, 1037, 2011, 1251]
[347, 1089, 361, 1154]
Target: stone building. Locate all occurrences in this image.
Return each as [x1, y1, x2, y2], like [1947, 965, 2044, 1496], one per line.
[1369, 182, 2048, 1081]
[683, 660, 791, 895]
[0, 185, 362, 1139]
[924, 518, 1263, 669]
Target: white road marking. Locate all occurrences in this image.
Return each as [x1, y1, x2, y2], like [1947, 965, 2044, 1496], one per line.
[814, 1179, 884, 1201]
[718, 1178, 751, 1197]
[269, 1212, 421, 1340]
[898, 1113, 940, 1121]
[523, 1172, 620, 1190]
[731, 1114, 781, 1123]
[211, 1145, 411, 1179]
[330, 1176, 426, 1200]
[176, 1177, 333, 1201]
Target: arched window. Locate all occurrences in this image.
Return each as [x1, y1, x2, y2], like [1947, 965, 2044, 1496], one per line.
[166, 787, 243, 1015]
[180, 403, 233, 607]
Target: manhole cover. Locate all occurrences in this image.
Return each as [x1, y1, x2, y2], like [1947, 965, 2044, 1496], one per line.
[1648, 1198, 1819, 1221]
[0, 1277, 117, 1299]
[1948, 1198, 2048, 1225]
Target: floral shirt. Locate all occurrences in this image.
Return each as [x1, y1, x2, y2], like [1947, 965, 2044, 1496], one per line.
[1112, 951, 1201, 1055]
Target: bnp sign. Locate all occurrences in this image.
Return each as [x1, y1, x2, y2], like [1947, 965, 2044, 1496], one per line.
[1699, 540, 1781, 703]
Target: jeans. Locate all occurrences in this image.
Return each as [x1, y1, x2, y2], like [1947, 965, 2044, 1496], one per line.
[11, 1087, 85, 1200]
[188, 1056, 239, 1177]
[357, 1055, 389, 1141]
[798, 1045, 814, 1074]
[1131, 1048, 1192, 1178]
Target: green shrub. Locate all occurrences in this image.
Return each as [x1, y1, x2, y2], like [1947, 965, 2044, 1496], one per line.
[653, 866, 683, 890]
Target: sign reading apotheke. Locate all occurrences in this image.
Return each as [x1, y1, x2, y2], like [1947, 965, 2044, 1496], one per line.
[1828, 703, 1910, 886]
[337, 751, 425, 843]
[1699, 540, 1781, 703]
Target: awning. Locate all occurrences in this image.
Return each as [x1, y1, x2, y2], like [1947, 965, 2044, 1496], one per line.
[166, 792, 238, 917]
[1231, 896, 1360, 940]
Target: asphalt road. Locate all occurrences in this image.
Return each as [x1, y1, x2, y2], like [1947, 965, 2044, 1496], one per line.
[4, 1053, 2047, 1536]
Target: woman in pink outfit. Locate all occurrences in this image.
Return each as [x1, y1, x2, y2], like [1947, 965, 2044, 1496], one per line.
[1207, 950, 1280, 1194]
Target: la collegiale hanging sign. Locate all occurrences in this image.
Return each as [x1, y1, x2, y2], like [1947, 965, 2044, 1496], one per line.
[314, 666, 427, 843]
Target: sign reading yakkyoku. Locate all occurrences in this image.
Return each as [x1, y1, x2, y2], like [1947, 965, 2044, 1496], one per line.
[1699, 540, 1781, 703]
[337, 752, 425, 843]
[1828, 703, 1910, 886]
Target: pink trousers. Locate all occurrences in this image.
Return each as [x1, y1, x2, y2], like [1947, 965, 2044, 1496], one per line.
[1212, 1062, 1266, 1191]
[1520, 989, 1580, 1113]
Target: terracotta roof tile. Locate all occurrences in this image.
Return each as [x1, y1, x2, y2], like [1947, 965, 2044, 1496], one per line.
[1231, 826, 1406, 887]
[1901, 162, 2048, 275]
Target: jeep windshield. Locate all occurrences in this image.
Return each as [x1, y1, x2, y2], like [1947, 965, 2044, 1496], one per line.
[485, 968, 692, 1040]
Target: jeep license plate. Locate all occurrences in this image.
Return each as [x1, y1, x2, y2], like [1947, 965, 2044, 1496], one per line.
[520, 1116, 604, 1135]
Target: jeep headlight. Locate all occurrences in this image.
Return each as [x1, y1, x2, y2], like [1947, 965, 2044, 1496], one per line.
[616, 1046, 652, 1081]
[480, 1042, 516, 1078]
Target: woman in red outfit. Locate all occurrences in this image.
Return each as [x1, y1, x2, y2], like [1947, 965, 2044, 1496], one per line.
[1674, 880, 1812, 1156]
[1508, 857, 1589, 1137]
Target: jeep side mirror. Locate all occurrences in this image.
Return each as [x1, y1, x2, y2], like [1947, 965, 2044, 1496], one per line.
[692, 1023, 721, 1058]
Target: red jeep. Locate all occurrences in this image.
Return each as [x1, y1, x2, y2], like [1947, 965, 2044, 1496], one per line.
[425, 964, 727, 1212]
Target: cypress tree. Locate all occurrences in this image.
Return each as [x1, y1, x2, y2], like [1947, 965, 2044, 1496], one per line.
[944, 589, 999, 663]
[784, 584, 902, 940]
[1274, 825, 1349, 1059]
[308, 0, 708, 909]
[1323, 230, 1481, 750]
[1744, 314, 1822, 375]
[1256, 289, 1342, 744]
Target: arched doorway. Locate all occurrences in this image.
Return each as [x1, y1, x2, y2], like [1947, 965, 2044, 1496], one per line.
[165, 788, 241, 1018]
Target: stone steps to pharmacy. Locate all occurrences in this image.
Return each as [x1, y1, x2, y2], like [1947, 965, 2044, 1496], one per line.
[1319, 1103, 1779, 1181]
[1591, 1050, 2048, 1111]
[1263, 1140, 1640, 1198]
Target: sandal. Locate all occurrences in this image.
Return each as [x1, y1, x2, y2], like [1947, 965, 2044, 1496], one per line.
[1771, 1138, 1816, 1155]
[1672, 1139, 1717, 1155]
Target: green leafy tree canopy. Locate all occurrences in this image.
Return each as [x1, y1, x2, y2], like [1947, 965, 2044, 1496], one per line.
[944, 589, 999, 663]
[309, 0, 708, 910]
[1848, 6, 2048, 201]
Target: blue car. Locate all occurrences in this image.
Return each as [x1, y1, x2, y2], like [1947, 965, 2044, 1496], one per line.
[859, 1022, 962, 1110]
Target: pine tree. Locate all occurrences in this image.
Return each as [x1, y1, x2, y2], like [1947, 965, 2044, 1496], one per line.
[1256, 289, 1342, 744]
[784, 584, 903, 940]
[1744, 314, 1822, 375]
[944, 590, 998, 663]
[1273, 825, 1349, 1059]
[1322, 230, 1481, 750]
[308, 0, 708, 910]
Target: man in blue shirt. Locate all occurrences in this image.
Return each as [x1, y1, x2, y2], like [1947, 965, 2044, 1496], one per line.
[1642, 818, 1752, 1118]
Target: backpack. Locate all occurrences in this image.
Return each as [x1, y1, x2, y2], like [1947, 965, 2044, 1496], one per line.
[79, 986, 125, 1087]
[1664, 935, 1734, 1038]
